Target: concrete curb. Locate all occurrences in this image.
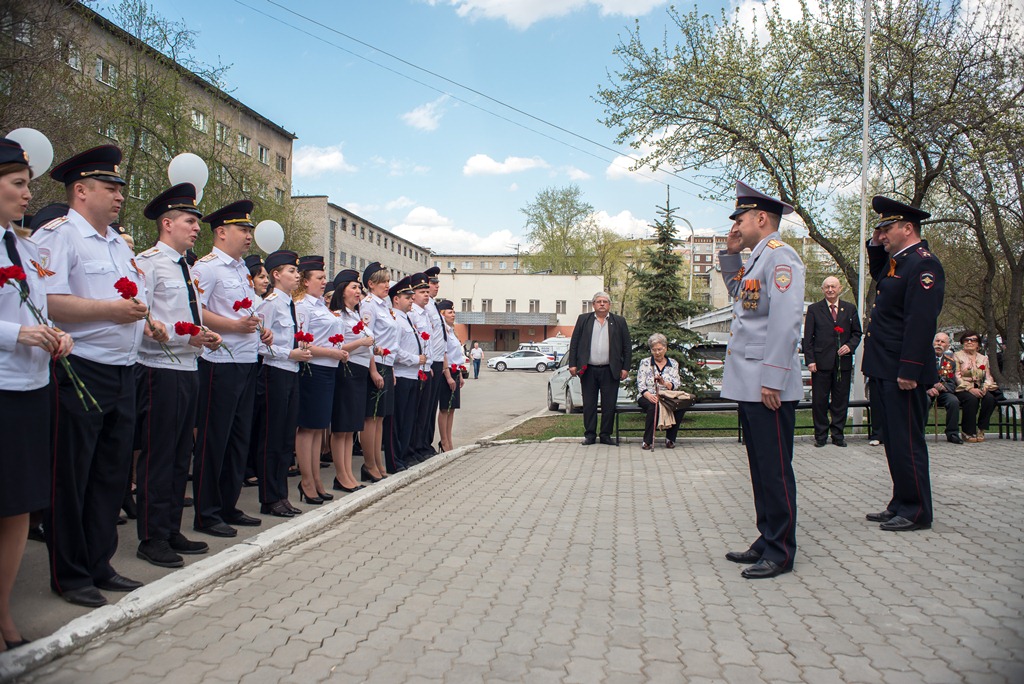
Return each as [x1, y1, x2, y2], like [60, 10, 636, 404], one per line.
[0, 440, 488, 682]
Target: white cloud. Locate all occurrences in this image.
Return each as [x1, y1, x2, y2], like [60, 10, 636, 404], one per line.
[427, 0, 667, 29]
[463, 153, 549, 175]
[368, 155, 430, 177]
[566, 166, 591, 181]
[509, 182, 519, 191]
[400, 95, 450, 131]
[605, 154, 656, 183]
[390, 205, 525, 253]
[385, 196, 417, 211]
[293, 144, 356, 177]
[593, 209, 651, 238]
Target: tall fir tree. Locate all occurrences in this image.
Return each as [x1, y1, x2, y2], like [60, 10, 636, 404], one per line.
[628, 191, 712, 395]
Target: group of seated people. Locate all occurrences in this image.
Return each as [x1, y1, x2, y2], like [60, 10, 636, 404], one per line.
[928, 330, 1003, 443]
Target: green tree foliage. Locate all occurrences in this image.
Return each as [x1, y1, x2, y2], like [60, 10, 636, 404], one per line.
[627, 194, 711, 395]
[521, 185, 597, 275]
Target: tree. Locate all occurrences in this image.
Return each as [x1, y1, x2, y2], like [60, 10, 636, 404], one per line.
[597, 0, 1024, 392]
[628, 193, 711, 396]
[521, 185, 597, 275]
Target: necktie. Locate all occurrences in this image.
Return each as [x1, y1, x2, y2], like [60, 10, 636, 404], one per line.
[178, 257, 200, 324]
[408, 316, 422, 353]
[830, 304, 837, 322]
[3, 231, 29, 296]
[289, 300, 299, 349]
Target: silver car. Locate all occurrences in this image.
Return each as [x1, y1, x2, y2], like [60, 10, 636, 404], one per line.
[487, 349, 552, 372]
[547, 354, 631, 413]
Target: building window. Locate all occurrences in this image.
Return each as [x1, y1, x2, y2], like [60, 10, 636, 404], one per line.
[215, 164, 229, 184]
[555, 300, 566, 314]
[481, 299, 492, 313]
[191, 109, 208, 133]
[506, 300, 517, 313]
[257, 144, 270, 165]
[359, 258, 366, 269]
[350, 255, 357, 267]
[274, 187, 285, 205]
[237, 133, 251, 156]
[95, 56, 118, 87]
[128, 174, 147, 200]
[499, 261, 507, 270]
[329, 219, 337, 234]
[481, 261, 493, 270]
[97, 121, 118, 141]
[529, 299, 540, 313]
[582, 300, 593, 313]
[329, 224, 336, 250]
[350, 222, 356, 235]
[329, 251, 335, 268]
[377, 235, 381, 246]
[339, 251, 347, 266]
[462, 261, 473, 270]
[275, 154, 287, 173]
[368, 230, 373, 242]
[447, 261, 454, 269]
[461, 298, 472, 312]
[55, 37, 80, 70]
[512, 260, 519, 271]
[215, 121, 229, 144]
[360, 227, 365, 239]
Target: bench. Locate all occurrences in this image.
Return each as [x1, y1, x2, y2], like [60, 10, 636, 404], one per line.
[615, 396, 1023, 444]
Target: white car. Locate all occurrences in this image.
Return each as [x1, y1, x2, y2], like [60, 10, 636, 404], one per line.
[546, 354, 631, 413]
[487, 349, 552, 372]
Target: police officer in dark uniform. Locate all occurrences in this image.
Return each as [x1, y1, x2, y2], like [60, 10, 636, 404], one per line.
[862, 196, 944, 531]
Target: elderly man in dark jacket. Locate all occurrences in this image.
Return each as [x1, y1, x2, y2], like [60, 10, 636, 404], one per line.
[926, 332, 962, 444]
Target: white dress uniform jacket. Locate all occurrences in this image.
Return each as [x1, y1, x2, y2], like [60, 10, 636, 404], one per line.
[135, 241, 203, 371]
[361, 293, 398, 367]
[256, 292, 298, 373]
[393, 309, 424, 380]
[192, 246, 258, 363]
[0, 227, 52, 390]
[295, 294, 343, 368]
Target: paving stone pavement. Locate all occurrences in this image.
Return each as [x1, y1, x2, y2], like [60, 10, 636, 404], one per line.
[14, 437, 1024, 683]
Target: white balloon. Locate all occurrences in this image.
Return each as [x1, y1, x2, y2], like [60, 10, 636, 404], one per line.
[6, 128, 54, 178]
[254, 220, 284, 253]
[167, 153, 209, 195]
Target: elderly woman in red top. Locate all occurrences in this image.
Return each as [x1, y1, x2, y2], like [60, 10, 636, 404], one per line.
[953, 330, 999, 442]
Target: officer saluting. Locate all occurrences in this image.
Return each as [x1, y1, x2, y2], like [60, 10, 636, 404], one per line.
[862, 196, 944, 531]
[718, 181, 805, 579]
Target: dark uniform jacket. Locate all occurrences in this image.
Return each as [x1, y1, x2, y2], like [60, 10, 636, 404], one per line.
[862, 240, 945, 385]
[802, 298, 862, 371]
[567, 312, 631, 378]
[935, 352, 957, 393]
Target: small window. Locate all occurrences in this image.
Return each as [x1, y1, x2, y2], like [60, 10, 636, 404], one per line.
[447, 261, 454, 269]
[339, 251, 347, 266]
[95, 56, 118, 87]
[128, 174, 147, 200]
[275, 154, 287, 173]
[481, 261, 492, 270]
[274, 188, 285, 205]
[191, 109, 208, 133]
[481, 299, 492, 313]
[237, 133, 251, 156]
[360, 258, 366, 269]
[350, 254, 357, 267]
[499, 261, 507, 270]
[582, 300, 593, 313]
[258, 144, 270, 165]
[97, 121, 118, 141]
[216, 164, 230, 184]
[55, 37, 80, 70]
[360, 227, 365, 239]
[556, 300, 566, 314]
[377, 235, 381, 246]
[529, 299, 540, 313]
[461, 298, 472, 312]
[329, 220, 337, 233]
[215, 121, 229, 144]
[368, 230, 374, 242]
[505, 300, 516, 313]
[462, 261, 473, 270]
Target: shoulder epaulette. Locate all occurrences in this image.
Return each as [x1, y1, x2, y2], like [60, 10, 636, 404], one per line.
[41, 216, 69, 231]
[766, 239, 784, 249]
[916, 246, 932, 258]
[198, 253, 217, 263]
[264, 291, 278, 301]
[138, 247, 160, 258]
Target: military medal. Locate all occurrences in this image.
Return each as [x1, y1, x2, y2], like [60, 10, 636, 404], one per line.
[741, 279, 761, 310]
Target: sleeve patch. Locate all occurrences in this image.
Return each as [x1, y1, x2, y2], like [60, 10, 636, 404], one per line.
[774, 264, 793, 292]
[919, 272, 936, 289]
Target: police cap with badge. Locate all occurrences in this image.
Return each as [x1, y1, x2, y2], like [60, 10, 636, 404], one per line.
[144, 183, 203, 220]
[729, 180, 795, 220]
[871, 195, 930, 231]
[243, 254, 264, 272]
[298, 255, 324, 272]
[388, 275, 415, 299]
[202, 200, 254, 231]
[332, 268, 360, 291]
[265, 250, 297, 272]
[0, 137, 32, 175]
[424, 265, 441, 283]
[362, 261, 387, 288]
[50, 145, 126, 186]
[409, 272, 430, 290]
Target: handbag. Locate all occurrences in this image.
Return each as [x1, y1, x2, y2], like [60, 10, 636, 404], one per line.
[460, 367, 469, 379]
[658, 388, 694, 412]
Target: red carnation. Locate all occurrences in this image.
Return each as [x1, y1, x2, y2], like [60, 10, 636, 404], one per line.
[329, 334, 345, 345]
[450, 364, 460, 375]
[0, 265, 27, 288]
[418, 370, 429, 382]
[380, 348, 391, 357]
[174, 321, 201, 336]
[979, 364, 985, 371]
[233, 297, 253, 312]
[578, 364, 587, 376]
[294, 331, 313, 344]
[352, 321, 365, 335]
[834, 326, 845, 334]
[420, 331, 430, 341]
[114, 276, 138, 299]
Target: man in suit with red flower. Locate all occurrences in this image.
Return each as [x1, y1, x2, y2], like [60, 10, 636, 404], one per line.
[802, 276, 862, 447]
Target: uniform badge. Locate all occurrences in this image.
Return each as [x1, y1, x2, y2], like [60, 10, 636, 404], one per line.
[920, 272, 935, 289]
[38, 248, 51, 270]
[774, 265, 792, 292]
[30, 259, 55, 278]
[740, 279, 761, 309]
[731, 266, 746, 282]
[766, 239, 784, 249]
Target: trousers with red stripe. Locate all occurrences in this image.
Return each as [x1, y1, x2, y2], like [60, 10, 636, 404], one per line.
[871, 377, 932, 525]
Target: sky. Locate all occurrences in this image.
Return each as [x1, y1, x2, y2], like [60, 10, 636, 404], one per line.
[91, 0, 797, 253]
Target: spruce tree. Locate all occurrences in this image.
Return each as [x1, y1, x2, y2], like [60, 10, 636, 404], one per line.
[627, 191, 712, 395]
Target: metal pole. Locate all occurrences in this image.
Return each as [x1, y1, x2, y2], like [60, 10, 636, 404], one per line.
[853, 0, 872, 411]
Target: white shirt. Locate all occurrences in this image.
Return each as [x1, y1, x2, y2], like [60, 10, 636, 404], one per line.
[0, 227, 52, 390]
[135, 241, 203, 371]
[337, 306, 372, 368]
[445, 324, 466, 367]
[192, 246, 258, 363]
[256, 291, 298, 373]
[33, 208, 145, 366]
[393, 309, 425, 380]
[361, 292, 398, 367]
[295, 294, 343, 368]
[424, 299, 446, 363]
[589, 316, 611, 365]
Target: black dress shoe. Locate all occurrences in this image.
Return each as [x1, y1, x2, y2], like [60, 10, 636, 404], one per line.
[598, 435, 616, 446]
[333, 478, 365, 493]
[281, 499, 303, 515]
[879, 516, 931, 531]
[261, 501, 296, 517]
[195, 522, 237, 537]
[947, 433, 964, 444]
[865, 510, 896, 523]
[168, 533, 208, 554]
[59, 586, 107, 608]
[665, 440, 675, 449]
[4, 638, 31, 649]
[813, 440, 827, 448]
[96, 573, 144, 592]
[725, 549, 762, 564]
[225, 513, 261, 527]
[741, 559, 791, 579]
[581, 437, 596, 445]
[27, 524, 45, 543]
[832, 439, 847, 447]
[137, 540, 184, 568]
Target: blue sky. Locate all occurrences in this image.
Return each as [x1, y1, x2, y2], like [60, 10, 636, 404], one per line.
[99, 0, 751, 253]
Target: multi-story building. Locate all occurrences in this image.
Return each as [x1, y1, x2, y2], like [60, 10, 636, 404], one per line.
[292, 196, 432, 281]
[431, 254, 522, 274]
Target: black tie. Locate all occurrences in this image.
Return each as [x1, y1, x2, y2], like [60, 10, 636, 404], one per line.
[289, 300, 299, 349]
[435, 303, 447, 341]
[408, 316, 422, 354]
[178, 257, 200, 324]
[4, 231, 29, 296]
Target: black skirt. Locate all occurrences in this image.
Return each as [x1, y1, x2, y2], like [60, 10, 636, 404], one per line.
[298, 364, 336, 429]
[438, 376, 462, 410]
[0, 385, 51, 516]
[365, 363, 395, 418]
[332, 362, 368, 432]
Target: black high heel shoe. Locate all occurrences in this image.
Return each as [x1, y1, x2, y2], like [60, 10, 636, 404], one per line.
[360, 465, 383, 483]
[438, 442, 445, 454]
[316, 489, 334, 501]
[297, 483, 323, 505]
[333, 478, 365, 493]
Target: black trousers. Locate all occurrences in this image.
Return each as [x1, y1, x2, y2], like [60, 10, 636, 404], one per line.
[410, 365, 436, 458]
[810, 367, 851, 442]
[871, 377, 932, 525]
[253, 365, 299, 505]
[955, 390, 997, 436]
[580, 364, 618, 440]
[931, 391, 960, 437]
[737, 401, 798, 570]
[135, 365, 198, 543]
[192, 360, 257, 529]
[45, 357, 135, 592]
[637, 395, 683, 444]
[384, 376, 418, 472]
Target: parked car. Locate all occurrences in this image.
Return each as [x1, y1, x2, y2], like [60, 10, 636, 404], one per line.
[691, 342, 726, 399]
[546, 354, 631, 413]
[487, 349, 552, 372]
[516, 343, 556, 362]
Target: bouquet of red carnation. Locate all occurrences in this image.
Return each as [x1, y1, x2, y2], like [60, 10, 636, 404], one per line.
[329, 333, 352, 375]
[116, 277, 177, 363]
[420, 331, 430, 341]
[833, 326, 845, 383]
[1, 266, 99, 411]
[418, 369, 429, 382]
[233, 297, 274, 355]
[446, 363, 466, 410]
[295, 330, 314, 375]
[175, 321, 233, 358]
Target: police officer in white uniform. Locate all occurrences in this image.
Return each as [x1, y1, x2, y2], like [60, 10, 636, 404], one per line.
[37, 145, 162, 606]
[412, 266, 447, 459]
[387, 275, 427, 472]
[191, 200, 272, 538]
[718, 181, 806, 580]
[134, 183, 220, 568]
